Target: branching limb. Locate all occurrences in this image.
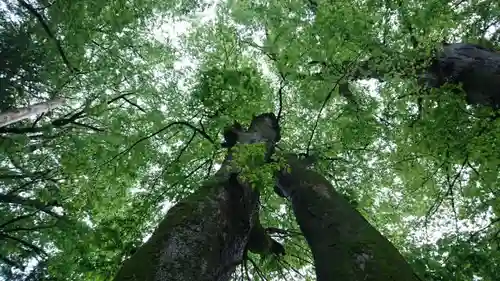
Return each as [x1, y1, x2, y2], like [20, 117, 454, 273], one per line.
[0, 212, 38, 229]
[18, 0, 78, 72]
[0, 194, 62, 219]
[102, 120, 215, 166]
[0, 232, 48, 256]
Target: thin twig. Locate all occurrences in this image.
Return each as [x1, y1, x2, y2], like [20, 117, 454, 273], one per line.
[102, 121, 215, 167]
[122, 96, 147, 113]
[305, 53, 363, 155]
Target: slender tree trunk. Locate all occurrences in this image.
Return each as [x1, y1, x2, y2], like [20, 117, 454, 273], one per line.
[0, 98, 65, 128]
[276, 154, 422, 281]
[113, 113, 281, 281]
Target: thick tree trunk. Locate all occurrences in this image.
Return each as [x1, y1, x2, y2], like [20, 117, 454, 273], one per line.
[113, 113, 281, 281]
[113, 175, 258, 281]
[276, 154, 422, 281]
[426, 43, 500, 108]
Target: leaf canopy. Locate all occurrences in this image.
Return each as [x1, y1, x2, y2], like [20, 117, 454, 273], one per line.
[0, 0, 499, 280]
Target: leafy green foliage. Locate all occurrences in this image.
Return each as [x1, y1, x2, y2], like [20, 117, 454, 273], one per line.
[1, 0, 500, 280]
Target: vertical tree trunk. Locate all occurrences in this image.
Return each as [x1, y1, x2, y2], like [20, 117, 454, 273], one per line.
[276, 154, 422, 281]
[113, 113, 281, 281]
[113, 174, 258, 281]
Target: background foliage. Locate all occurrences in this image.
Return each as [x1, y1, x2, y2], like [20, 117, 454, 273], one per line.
[0, 0, 499, 280]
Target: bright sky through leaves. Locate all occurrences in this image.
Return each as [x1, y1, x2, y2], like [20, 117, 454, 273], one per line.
[1, 0, 499, 280]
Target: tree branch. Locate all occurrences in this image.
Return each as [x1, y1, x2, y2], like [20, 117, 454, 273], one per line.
[3, 224, 56, 233]
[121, 97, 146, 113]
[276, 76, 285, 123]
[103, 121, 215, 166]
[0, 98, 65, 128]
[107, 93, 137, 105]
[0, 194, 62, 219]
[0, 212, 38, 229]
[17, 0, 78, 72]
[0, 169, 52, 180]
[0, 106, 87, 134]
[0, 232, 48, 256]
[70, 121, 105, 132]
[305, 70, 352, 155]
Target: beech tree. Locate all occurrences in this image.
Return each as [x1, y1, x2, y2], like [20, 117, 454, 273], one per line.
[113, 115, 422, 281]
[113, 113, 282, 281]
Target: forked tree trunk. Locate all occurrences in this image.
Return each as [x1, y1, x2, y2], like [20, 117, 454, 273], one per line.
[113, 115, 422, 281]
[276, 154, 422, 281]
[113, 113, 280, 281]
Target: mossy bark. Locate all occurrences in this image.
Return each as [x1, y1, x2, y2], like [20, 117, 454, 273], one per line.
[277, 154, 423, 281]
[113, 113, 281, 281]
[113, 175, 259, 281]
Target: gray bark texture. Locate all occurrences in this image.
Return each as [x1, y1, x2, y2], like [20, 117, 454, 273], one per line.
[112, 113, 280, 281]
[306, 43, 500, 108]
[275, 154, 423, 281]
[425, 43, 500, 107]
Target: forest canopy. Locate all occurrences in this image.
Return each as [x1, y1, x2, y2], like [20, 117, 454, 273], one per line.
[0, 0, 499, 280]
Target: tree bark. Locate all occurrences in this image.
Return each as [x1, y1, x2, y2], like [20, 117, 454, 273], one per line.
[112, 175, 258, 281]
[276, 154, 422, 281]
[113, 113, 281, 281]
[426, 43, 500, 108]
[0, 98, 65, 128]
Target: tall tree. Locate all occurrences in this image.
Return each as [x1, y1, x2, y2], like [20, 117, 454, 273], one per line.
[113, 113, 281, 281]
[113, 116, 422, 281]
[276, 154, 422, 281]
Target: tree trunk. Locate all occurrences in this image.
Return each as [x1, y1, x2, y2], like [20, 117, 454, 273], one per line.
[113, 174, 258, 281]
[276, 154, 422, 281]
[311, 43, 500, 108]
[426, 43, 500, 108]
[361, 43, 500, 108]
[113, 113, 281, 281]
[0, 98, 65, 128]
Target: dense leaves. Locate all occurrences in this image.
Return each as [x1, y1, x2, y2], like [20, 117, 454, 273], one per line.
[0, 0, 499, 280]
